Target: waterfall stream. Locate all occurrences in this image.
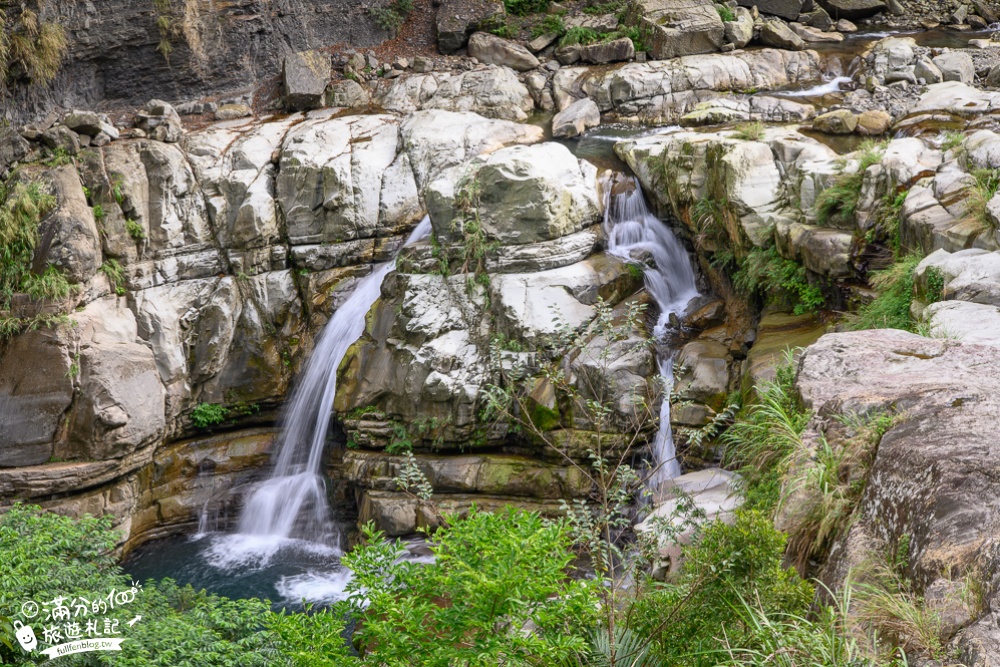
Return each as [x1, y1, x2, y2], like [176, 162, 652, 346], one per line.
[603, 175, 699, 486]
[235, 217, 432, 548]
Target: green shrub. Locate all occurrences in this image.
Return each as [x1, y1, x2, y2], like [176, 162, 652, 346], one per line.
[0, 7, 68, 85]
[369, 0, 415, 34]
[343, 508, 598, 665]
[925, 266, 945, 303]
[504, 0, 550, 16]
[733, 245, 825, 315]
[583, 0, 627, 13]
[631, 510, 814, 666]
[126, 218, 146, 240]
[191, 402, 228, 429]
[559, 26, 602, 46]
[845, 254, 921, 332]
[21, 264, 71, 301]
[531, 14, 566, 38]
[0, 179, 57, 306]
[100, 259, 127, 296]
[716, 3, 736, 21]
[733, 121, 764, 142]
[816, 140, 886, 227]
[965, 168, 1000, 232]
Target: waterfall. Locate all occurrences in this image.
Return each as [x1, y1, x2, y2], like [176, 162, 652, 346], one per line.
[603, 175, 698, 485]
[236, 217, 433, 545]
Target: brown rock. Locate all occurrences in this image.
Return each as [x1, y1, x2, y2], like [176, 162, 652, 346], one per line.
[856, 109, 892, 135]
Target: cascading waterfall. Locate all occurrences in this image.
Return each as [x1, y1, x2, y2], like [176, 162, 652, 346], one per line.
[603, 175, 699, 486]
[235, 217, 433, 546]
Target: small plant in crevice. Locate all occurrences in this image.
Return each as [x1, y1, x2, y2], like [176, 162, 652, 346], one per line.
[965, 167, 1000, 233]
[733, 120, 764, 141]
[0, 179, 57, 306]
[531, 14, 566, 38]
[191, 402, 229, 429]
[21, 264, 71, 301]
[716, 3, 736, 21]
[126, 218, 146, 241]
[0, 3, 68, 86]
[99, 259, 127, 296]
[559, 26, 602, 47]
[732, 245, 825, 316]
[503, 0, 550, 16]
[924, 265, 945, 303]
[845, 254, 921, 332]
[816, 139, 887, 228]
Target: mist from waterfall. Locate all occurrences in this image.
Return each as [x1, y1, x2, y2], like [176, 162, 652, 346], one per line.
[235, 217, 433, 548]
[603, 175, 698, 485]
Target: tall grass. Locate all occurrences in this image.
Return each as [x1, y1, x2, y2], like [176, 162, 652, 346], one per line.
[844, 255, 921, 331]
[964, 168, 1000, 233]
[0, 180, 57, 306]
[816, 140, 886, 227]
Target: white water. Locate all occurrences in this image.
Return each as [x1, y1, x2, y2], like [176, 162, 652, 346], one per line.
[234, 217, 433, 551]
[603, 176, 698, 485]
[777, 75, 852, 98]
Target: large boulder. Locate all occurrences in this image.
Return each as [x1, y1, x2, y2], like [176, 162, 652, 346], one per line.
[552, 98, 601, 138]
[817, 0, 887, 19]
[724, 7, 754, 48]
[580, 38, 636, 64]
[737, 0, 805, 20]
[933, 52, 975, 84]
[284, 50, 331, 110]
[437, 0, 506, 54]
[468, 32, 540, 71]
[625, 0, 725, 59]
[426, 143, 602, 246]
[759, 20, 806, 50]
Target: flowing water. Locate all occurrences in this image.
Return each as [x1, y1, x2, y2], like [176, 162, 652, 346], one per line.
[126, 218, 433, 607]
[603, 175, 699, 486]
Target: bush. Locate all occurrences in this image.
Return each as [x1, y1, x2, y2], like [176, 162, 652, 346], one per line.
[531, 14, 566, 38]
[0, 7, 68, 85]
[732, 245, 825, 315]
[845, 254, 921, 332]
[559, 26, 602, 46]
[733, 121, 764, 142]
[342, 508, 598, 665]
[816, 140, 886, 227]
[0, 179, 57, 307]
[716, 4, 737, 21]
[191, 403, 229, 429]
[369, 0, 415, 34]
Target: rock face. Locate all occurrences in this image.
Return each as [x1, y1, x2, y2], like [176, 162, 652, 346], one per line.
[552, 98, 602, 138]
[796, 330, 1000, 658]
[759, 20, 806, 50]
[0, 107, 542, 549]
[467, 32, 540, 72]
[373, 66, 535, 121]
[817, 0, 887, 19]
[3, 0, 386, 126]
[738, 0, 806, 20]
[626, 0, 726, 59]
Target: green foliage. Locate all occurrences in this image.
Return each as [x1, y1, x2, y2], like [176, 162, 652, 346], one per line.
[369, 0, 415, 31]
[92, 203, 105, 220]
[723, 354, 809, 511]
[604, 25, 649, 52]
[940, 130, 964, 152]
[816, 140, 886, 227]
[631, 510, 814, 666]
[0, 5, 68, 85]
[487, 19, 516, 38]
[266, 605, 354, 667]
[504, 0, 550, 16]
[924, 266, 945, 303]
[343, 509, 598, 666]
[559, 26, 602, 46]
[583, 0, 627, 13]
[716, 3, 736, 21]
[21, 264, 71, 301]
[532, 14, 566, 38]
[100, 259, 127, 295]
[732, 245, 825, 315]
[385, 423, 413, 454]
[966, 168, 1000, 232]
[0, 179, 57, 306]
[732, 121, 763, 142]
[126, 218, 147, 240]
[191, 403, 229, 429]
[845, 254, 921, 332]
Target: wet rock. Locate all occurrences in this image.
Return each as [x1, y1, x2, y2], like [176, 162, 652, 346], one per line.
[283, 50, 331, 110]
[835, 17, 857, 30]
[552, 97, 601, 138]
[675, 340, 730, 411]
[933, 52, 975, 84]
[817, 0, 887, 19]
[625, 0, 726, 59]
[467, 32, 540, 71]
[759, 20, 806, 50]
[742, 311, 824, 387]
[790, 22, 845, 41]
[580, 37, 636, 63]
[436, 0, 506, 53]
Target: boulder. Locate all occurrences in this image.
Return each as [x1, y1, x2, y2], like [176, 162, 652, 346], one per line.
[759, 20, 806, 50]
[987, 64, 1000, 88]
[625, 0, 726, 59]
[813, 109, 858, 134]
[915, 248, 1000, 306]
[933, 52, 975, 84]
[800, 7, 834, 29]
[736, 0, 805, 20]
[35, 165, 102, 284]
[915, 56, 944, 84]
[724, 7, 755, 47]
[552, 98, 602, 138]
[856, 109, 892, 135]
[137, 99, 183, 143]
[923, 301, 1000, 345]
[283, 50, 331, 110]
[41, 125, 80, 154]
[790, 22, 845, 41]
[674, 340, 730, 411]
[0, 127, 30, 175]
[63, 110, 119, 141]
[436, 0, 506, 54]
[835, 18, 857, 30]
[467, 32, 540, 71]
[426, 143, 602, 246]
[973, 0, 999, 23]
[817, 0, 886, 19]
[327, 79, 372, 108]
[580, 37, 636, 64]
